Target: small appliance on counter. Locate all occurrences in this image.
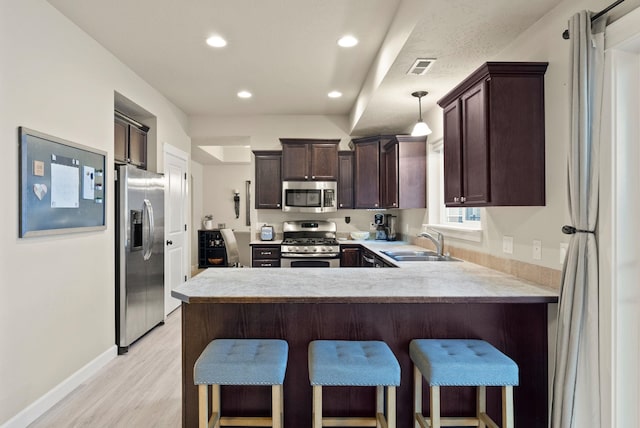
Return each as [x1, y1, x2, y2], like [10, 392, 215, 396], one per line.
[374, 213, 387, 240]
[260, 224, 275, 241]
[385, 214, 397, 241]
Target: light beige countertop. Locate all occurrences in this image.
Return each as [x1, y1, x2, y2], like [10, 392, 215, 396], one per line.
[173, 240, 558, 304]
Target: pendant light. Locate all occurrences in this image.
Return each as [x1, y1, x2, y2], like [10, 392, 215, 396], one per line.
[411, 91, 432, 136]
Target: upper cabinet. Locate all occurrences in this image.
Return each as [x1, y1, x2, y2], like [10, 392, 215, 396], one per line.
[280, 139, 339, 181]
[338, 151, 354, 209]
[114, 115, 148, 169]
[350, 136, 385, 209]
[437, 62, 548, 207]
[253, 151, 282, 209]
[382, 135, 427, 209]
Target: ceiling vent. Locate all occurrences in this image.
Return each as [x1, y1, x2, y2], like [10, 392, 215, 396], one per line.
[407, 58, 436, 75]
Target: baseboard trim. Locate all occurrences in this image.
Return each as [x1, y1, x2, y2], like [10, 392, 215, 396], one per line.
[1, 345, 117, 428]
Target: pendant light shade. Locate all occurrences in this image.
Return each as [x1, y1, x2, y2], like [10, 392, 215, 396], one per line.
[411, 91, 432, 136]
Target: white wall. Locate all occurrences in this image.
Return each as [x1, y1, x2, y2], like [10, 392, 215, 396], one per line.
[190, 161, 204, 270]
[0, 1, 190, 425]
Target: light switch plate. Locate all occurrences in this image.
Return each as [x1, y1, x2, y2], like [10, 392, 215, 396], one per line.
[502, 236, 513, 254]
[533, 240, 542, 260]
[560, 243, 569, 264]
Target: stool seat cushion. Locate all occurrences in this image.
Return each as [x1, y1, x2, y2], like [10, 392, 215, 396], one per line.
[410, 339, 518, 386]
[194, 339, 288, 385]
[308, 340, 400, 387]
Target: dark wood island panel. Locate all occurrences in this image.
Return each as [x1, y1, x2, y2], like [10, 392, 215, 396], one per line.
[181, 302, 549, 427]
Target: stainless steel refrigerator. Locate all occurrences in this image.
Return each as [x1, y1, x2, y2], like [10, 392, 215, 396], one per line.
[115, 164, 165, 354]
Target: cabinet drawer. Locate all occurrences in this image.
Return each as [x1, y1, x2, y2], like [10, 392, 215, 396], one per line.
[252, 246, 281, 260]
[252, 259, 281, 268]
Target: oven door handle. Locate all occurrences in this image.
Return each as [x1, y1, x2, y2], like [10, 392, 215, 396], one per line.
[281, 253, 340, 258]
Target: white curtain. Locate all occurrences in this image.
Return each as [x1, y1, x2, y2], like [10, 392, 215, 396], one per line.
[550, 11, 605, 428]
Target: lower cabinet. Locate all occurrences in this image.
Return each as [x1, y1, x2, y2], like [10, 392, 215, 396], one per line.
[251, 244, 281, 268]
[340, 245, 394, 268]
[340, 246, 361, 267]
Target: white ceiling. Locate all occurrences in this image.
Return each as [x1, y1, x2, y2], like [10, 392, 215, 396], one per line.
[48, 0, 563, 146]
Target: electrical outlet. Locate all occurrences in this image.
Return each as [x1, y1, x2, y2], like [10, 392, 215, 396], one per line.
[560, 243, 569, 265]
[533, 240, 542, 260]
[502, 236, 513, 254]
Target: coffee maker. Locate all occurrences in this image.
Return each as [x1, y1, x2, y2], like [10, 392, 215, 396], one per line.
[374, 213, 387, 240]
[385, 214, 397, 241]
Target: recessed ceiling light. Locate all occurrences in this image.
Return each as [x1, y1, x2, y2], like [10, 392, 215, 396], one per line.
[237, 90, 252, 99]
[328, 91, 342, 98]
[206, 35, 227, 48]
[337, 35, 358, 48]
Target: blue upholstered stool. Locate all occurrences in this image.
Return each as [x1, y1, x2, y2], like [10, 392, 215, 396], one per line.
[194, 339, 288, 428]
[410, 339, 518, 428]
[308, 340, 401, 428]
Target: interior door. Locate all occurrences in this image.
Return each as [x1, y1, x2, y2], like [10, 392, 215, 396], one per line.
[164, 147, 188, 315]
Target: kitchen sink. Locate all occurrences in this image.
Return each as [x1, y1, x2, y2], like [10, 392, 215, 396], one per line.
[380, 250, 461, 262]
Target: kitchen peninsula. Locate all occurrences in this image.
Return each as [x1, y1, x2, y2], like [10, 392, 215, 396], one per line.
[172, 253, 558, 427]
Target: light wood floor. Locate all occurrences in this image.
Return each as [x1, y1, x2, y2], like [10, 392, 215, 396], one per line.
[30, 307, 182, 427]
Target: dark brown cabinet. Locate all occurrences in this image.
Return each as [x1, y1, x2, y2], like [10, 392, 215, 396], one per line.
[280, 139, 339, 181]
[340, 245, 361, 267]
[350, 136, 388, 209]
[253, 151, 282, 209]
[382, 135, 426, 209]
[338, 151, 354, 209]
[360, 248, 394, 268]
[251, 244, 281, 268]
[437, 62, 548, 207]
[114, 116, 148, 169]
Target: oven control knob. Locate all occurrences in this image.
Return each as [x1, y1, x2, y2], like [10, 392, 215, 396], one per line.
[312, 248, 317, 252]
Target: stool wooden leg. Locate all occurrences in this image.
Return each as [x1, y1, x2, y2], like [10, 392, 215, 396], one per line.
[198, 385, 208, 428]
[477, 385, 486, 428]
[414, 365, 422, 428]
[387, 386, 396, 428]
[313, 385, 322, 428]
[211, 384, 221, 428]
[503, 386, 514, 428]
[280, 384, 285, 426]
[376, 386, 384, 428]
[429, 385, 441, 428]
[272, 385, 282, 428]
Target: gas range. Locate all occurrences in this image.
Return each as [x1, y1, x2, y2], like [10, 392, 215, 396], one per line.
[280, 221, 340, 263]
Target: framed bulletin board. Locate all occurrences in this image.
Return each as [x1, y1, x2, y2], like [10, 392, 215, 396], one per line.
[19, 127, 107, 237]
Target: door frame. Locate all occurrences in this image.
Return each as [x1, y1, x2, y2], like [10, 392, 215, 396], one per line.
[600, 9, 640, 427]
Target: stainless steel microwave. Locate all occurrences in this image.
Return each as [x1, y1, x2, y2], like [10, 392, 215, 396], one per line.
[282, 181, 337, 213]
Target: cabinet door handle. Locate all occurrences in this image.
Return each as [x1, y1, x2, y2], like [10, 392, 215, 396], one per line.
[374, 203, 378, 207]
[262, 251, 272, 255]
[304, 175, 308, 180]
[339, 203, 343, 207]
[311, 175, 316, 179]
[454, 197, 460, 203]
[263, 263, 272, 267]
[460, 196, 466, 203]
[166, 240, 173, 246]
[362, 255, 375, 264]
[276, 203, 281, 208]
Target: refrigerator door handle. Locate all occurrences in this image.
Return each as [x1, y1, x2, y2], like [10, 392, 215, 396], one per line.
[143, 199, 155, 260]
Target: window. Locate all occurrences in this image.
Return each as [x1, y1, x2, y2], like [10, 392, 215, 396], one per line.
[427, 140, 482, 241]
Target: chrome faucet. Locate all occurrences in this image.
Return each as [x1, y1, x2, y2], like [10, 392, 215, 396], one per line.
[418, 231, 444, 256]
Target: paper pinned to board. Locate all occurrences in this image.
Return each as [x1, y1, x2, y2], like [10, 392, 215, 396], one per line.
[82, 166, 95, 200]
[51, 163, 79, 208]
